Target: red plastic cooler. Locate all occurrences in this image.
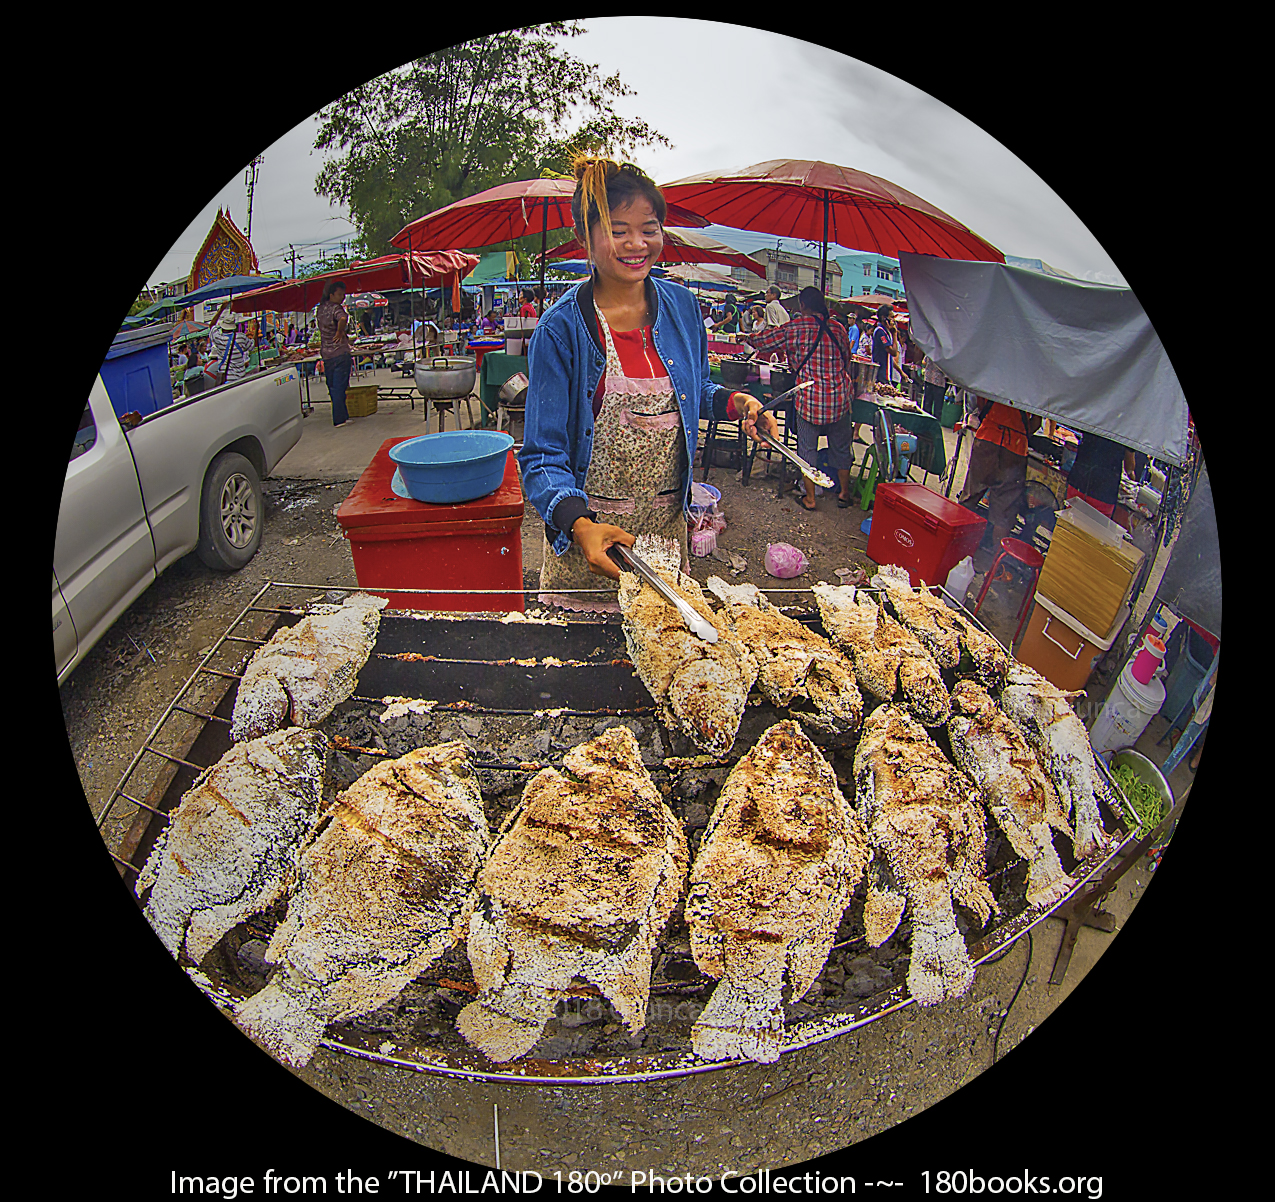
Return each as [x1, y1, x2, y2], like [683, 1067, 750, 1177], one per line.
[866, 482, 986, 588]
[336, 438, 525, 611]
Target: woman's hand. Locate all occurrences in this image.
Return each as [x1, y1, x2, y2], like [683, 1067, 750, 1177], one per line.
[734, 393, 779, 443]
[571, 518, 635, 581]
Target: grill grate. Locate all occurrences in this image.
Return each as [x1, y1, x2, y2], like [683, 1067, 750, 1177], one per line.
[96, 579, 1140, 1082]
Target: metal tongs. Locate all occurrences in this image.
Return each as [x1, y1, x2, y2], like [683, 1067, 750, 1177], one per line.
[750, 380, 837, 490]
[609, 544, 718, 643]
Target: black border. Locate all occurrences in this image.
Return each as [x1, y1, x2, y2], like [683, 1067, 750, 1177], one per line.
[40, 16, 1227, 1193]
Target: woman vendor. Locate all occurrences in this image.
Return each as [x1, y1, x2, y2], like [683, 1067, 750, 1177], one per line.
[519, 155, 778, 608]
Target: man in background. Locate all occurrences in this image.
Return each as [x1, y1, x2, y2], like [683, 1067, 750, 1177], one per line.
[763, 285, 791, 329]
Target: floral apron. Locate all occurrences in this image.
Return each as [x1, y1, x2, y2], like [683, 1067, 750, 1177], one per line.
[539, 303, 689, 611]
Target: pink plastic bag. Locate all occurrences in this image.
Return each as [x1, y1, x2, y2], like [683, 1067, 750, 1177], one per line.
[764, 543, 809, 579]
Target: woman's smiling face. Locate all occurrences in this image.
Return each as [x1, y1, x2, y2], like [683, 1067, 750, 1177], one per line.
[589, 197, 664, 289]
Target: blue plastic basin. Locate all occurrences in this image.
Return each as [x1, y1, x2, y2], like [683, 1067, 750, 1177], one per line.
[388, 431, 514, 504]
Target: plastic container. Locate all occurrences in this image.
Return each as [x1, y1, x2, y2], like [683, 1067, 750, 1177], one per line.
[1130, 635, 1165, 685]
[337, 438, 524, 612]
[100, 323, 175, 420]
[1018, 594, 1127, 694]
[943, 556, 976, 606]
[866, 482, 987, 588]
[388, 431, 515, 504]
[1090, 662, 1166, 754]
[1160, 624, 1215, 723]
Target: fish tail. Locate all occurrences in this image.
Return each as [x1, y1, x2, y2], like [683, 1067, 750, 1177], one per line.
[456, 985, 558, 1064]
[234, 978, 328, 1068]
[907, 907, 975, 1006]
[690, 976, 785, 1065]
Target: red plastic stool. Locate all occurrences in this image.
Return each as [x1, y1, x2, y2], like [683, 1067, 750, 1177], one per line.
[971, 537, 1045, 648]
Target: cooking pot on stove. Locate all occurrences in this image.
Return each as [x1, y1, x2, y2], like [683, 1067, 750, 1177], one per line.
[414, 356, 476, 399]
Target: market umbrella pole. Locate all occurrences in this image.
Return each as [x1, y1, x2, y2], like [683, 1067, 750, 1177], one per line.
[819, 190, 829, 295]
[538, 198, 548, 316]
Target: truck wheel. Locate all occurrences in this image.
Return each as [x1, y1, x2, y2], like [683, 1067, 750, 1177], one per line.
[197, 452, 263, 570]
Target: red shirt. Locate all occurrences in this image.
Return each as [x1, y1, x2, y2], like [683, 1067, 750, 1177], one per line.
[519, 302, 538, 319]
[593, 318, 669, 417]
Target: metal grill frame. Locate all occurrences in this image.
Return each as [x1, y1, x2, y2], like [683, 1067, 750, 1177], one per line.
[94, 578, 1141, 1083]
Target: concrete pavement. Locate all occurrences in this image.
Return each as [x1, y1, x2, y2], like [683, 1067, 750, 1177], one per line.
[272, 367, 486, 481]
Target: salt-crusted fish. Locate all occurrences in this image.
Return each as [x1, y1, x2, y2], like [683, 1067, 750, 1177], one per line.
[687, 721, 870, 1064]
[135, 728, 327, 963]
[873, 564, 1011, 690]
[619, 536, 758, 757]
[457, 726, 687, 1063]
[812, 582, 950, 726]
[233, 742, 489, 1067]
[999, 665, 1113, 861]
[853, 705, 996, 1005]
[231, 593, 389, 742]
[948, 680, 1075, 908]
[706, 577, 862, 742]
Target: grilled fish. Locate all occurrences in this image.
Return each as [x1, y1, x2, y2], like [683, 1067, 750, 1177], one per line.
[999, 665, 1113, 861]
[619, 536, 758, 757]
[872, 565, 1011, 690]
[135, 728, 327, 963]
[853, 705, 996, 1005]
[812, 583, 950, 726]
[457, 726, 688, 1063]
[948, 680, 1075, 908]
[706, 577, 862, 741]
[231, 593, 388, 742]
[687, 721, 870, 1064]
[233, 742, 489, 1067]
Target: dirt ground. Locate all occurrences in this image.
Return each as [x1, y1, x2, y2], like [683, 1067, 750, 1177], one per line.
[58, 394, 1184, 1175]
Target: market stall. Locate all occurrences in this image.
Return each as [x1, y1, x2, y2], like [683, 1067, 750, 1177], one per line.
[901, 251, 1210, 865]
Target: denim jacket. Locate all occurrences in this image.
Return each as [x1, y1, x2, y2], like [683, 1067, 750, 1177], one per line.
[518, 275, 732, 557]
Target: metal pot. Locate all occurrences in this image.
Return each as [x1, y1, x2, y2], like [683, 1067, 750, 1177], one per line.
[719, 358, 750, 386]
[414, 356, 476, 399]
[498, 371, 529, 406]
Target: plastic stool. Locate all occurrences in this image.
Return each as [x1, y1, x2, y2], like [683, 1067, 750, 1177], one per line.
[971, 537, 1045, 648]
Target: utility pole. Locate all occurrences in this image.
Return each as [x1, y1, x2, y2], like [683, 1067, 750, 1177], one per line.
[289, 245, 297, 279]
[244, 155, 264, 240]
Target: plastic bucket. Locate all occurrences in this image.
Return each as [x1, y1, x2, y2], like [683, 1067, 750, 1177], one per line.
[1090, 664, 1166, 754]
[1160, 625, 1214, 722]
[388, 431, 514, 504]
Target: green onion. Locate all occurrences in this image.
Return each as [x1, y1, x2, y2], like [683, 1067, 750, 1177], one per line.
[1111, 763, 1167, 836]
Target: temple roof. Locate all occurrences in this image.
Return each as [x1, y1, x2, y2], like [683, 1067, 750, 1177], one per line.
[188, 208, 260, 292]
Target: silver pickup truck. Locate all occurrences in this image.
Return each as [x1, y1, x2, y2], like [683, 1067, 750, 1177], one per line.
[54, 364, 304, 683]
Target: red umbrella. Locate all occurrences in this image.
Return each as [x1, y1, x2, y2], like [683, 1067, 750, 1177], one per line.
[390, 178, 710, 311]
[227, 251, 478, 313]
[540, 225, 767, 279]
[660, 159, 1003, 293]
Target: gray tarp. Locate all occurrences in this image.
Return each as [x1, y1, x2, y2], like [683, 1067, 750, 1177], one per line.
[900, 253, 1189, 466]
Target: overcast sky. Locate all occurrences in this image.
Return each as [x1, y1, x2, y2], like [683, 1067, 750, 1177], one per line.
[146, 18, 1126, 289]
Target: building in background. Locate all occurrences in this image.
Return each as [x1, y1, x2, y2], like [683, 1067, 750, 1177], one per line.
[834, 252, 903, 300]
[728, 248, 843, 298]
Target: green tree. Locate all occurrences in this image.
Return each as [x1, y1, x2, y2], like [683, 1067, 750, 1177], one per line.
[314, 24, 672, 258]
